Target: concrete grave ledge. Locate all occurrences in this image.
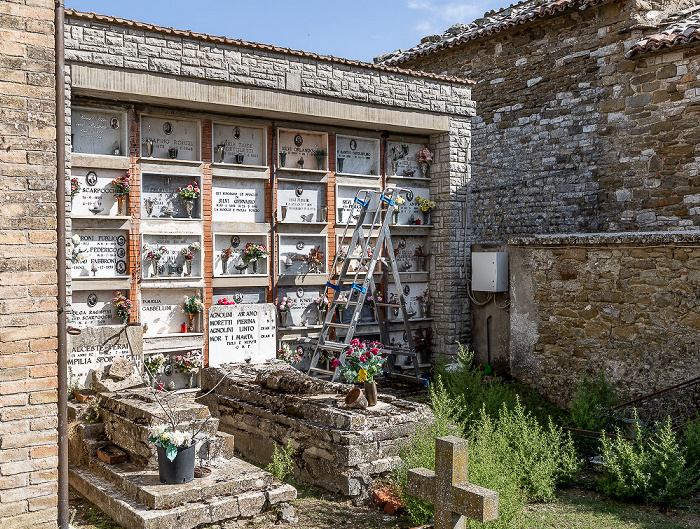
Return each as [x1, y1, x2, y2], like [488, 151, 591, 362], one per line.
[200, 362, 433, 498]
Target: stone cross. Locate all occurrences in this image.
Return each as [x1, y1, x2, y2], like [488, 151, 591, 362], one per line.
[407, 435, 498, 528]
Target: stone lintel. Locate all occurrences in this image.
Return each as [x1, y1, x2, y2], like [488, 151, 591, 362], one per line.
[452, 483, 499, 523]
[70, 64, 452, 134]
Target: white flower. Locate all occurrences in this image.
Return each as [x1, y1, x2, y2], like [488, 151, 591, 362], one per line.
[142, 243, 150, 251]
[189, 242, 201, 251]
[148, 424, 167, 439]
[169, 431, 191, 447]
[71, 234, 80, 245]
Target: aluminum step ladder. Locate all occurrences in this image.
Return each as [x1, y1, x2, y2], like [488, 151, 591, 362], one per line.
[305, 187, 426, 383]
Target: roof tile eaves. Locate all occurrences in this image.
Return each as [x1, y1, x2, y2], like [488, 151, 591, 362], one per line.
[64, 8, 474, 85]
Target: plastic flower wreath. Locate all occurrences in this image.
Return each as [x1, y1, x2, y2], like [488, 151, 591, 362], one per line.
[417, 148, 434, 165]
[415, 196, 436, 212]
[71, 235, 88, 264]
[278, 343, 303, 365]
[148, 425, 192, 461]
[178, 181, 200, 200]
[278, 296, 294, 312]
[174, 350, 204, 374]
[242, 242, 269, 263]
[339, 339, 386, 383]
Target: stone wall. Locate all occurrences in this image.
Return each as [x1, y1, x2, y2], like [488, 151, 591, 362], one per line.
[509, 232, 700, 407]
[400, 1, 700, 240]
[0, 1, 59, 527]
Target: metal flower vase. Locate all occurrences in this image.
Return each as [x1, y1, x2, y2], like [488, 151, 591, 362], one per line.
[187, 313, 195, 332]
[423, 210, 431, 225]
[317, 308, 326, 326]
[221, 258, 228, 275]
[363, 381, 377, 407]
[279, 311, 289, 327]
[157, 443, 196, 484]
[117, 196, 127, 216]
[185, 200, 194, 219]
[420, 162, 430, 178]
[151, 261, 159, 278]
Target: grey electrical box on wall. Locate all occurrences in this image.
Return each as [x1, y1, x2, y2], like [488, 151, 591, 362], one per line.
[471, 252, 509, 292]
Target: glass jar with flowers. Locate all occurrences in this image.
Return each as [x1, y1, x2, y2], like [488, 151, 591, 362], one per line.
[278, 296, 294, 327]
[314, 295, 329, 325]
[182, 294, 204, 332]
[113, 290, 132, 324]
[70, 177, 81, 207]
[417, 147, 434, 178]
[339, 339, 386, 406]
[278, 343, 303, 366]
[111, 171, 131, 215]
[178, 181, 200, 218]
[180, 242, 200, 277]
[242, 242, 269, 274]
[174, 350, 203, 388]
[143, 243, 167, 278]
[415, 196, 436, 225]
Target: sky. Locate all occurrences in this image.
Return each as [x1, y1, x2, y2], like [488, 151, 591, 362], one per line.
[66, 1, 508, 63]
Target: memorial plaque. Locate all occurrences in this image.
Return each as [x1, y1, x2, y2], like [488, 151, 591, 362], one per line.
[140, 289, 196, 336]
[278, 235, 326, 276]
[68, 325, 143, 387]
[278, 182, 323, 223]
[208, 303, 276, 365]
[72, 108, 126, 156]
[141, 234, 202, 279]
[336, 185, 381, 225]
[141, 174, 201, 219]
[212, 124, 265, 165]
[214, 234, 268, 276]
[387, 140, 428, 178]
[141, 116, 198, 161]
[336, 135, 380, 175]
[277, 287, 322, 327]
[72, 290, 122, 327]
[71, 230, 128, 279]
[213, 289, 266, 305]
[386, 282, 428, 321]
[212, 178, 265, 223]
[278, 129, 327, 170]
[71, 168, 125, 216]
[391, 235, 428, 272]
[335, 236, 378, 273]
[394, 186, 431, 225]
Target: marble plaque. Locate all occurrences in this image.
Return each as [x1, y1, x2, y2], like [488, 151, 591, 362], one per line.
[141, 234, 202, 279]
[208, 303, 276, 365]
[278, 129, 327, 170]
[141, 116, 198, 161]
[277, 287, 322, 327]
[71, 168, 124, 216]
[68, 325, 143, 387]
[391, 236, 429, 272]
[72, 290, 123, 328]
[394, 186, 431, 225]
[140, 289, 196, 336]
[212, 178, 265, 223]
[336, 186, 381, 225]
[335, 236, 378, 273]
[72, 230, 128, 279]
[387, 141, 428, 178]
[213, 289, 266, 305]
[278, 182, 324, 223]
[278, 235, 326, 276]
[386, 282, 428, 321]
[212, 124, 265, 165]
[214, 234, 268, 276]
[336, 135, 379, 175]
[72, 108, 126, 156]
[141, 174, 201, 219]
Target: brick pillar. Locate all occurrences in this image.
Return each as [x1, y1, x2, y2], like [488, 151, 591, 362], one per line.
[202, 119, 213, 363]
[0, 1, 60, 527]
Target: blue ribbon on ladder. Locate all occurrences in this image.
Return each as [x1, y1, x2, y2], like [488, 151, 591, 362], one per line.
[354, 197, 369, 208]
[351, 283, 366, 293]
[326, 281, 340, 291]
[379, 194, 395, 206]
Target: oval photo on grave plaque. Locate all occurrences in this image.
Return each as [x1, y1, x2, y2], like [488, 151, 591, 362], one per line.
[295, 186, 303, 197]
[350, 139, 357, 151]
[233, 292, 243, 303]
[164, 364, 173, 376]
[117, 248, 126, 258]
[115, 261, 127, 274]
[296, 287, 305, 298]
[231, 236, 240, 248]
[85, 171, 98, 186]
[87, 293, 98, 307]
[117, 235, 126, 246]
[110, 117, 120, 130]
[233, 127, 241, 139]
[296, 241, 304, 250]
[403, 285, 411, 295]
[294, 134, 303, 147]
[406, 190, 414, 201]
[163, 122, 172, 135]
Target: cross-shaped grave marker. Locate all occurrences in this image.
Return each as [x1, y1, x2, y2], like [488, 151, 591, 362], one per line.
[407, 435, 498, 528]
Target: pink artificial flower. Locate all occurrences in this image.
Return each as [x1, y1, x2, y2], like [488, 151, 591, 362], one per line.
[359, 355, 366, 362]
[331, 358, 340, 368]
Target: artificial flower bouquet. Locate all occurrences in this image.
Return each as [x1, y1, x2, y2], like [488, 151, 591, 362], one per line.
[178, 181, 200, 200]
[339, 339, 386, 383]
[278, 343, 303, 365]
[144, 353, 166, 374]
[148, 425, 192, 462]
[278, 296, 294, 312]
[113, 290, 132, 321]
[182, 294, 205, 315]
[242, 242, 269, 263]
[111, 171, 131, 197]
[174, 350, 203, 374]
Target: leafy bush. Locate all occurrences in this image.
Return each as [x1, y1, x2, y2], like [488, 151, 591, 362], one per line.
[600, 413, 699, 507]
[569, 372, 618, 432]
[683, 418, 700, 473]
[266, 439, 296, 482]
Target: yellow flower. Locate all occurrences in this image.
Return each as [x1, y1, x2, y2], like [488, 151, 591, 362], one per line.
[358, 368, 368, 382]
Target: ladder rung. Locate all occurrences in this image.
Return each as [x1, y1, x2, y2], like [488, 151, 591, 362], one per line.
[316, 341, 348, 352]
[375, 303, 400, 308]
[325, 323, 351, 329]
[308, 367, 334, 376]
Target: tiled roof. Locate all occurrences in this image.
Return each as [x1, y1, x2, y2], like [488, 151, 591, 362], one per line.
[625, 6, 700, 58]
[64, 9, 474, 85]
[375, 0, 611, 65]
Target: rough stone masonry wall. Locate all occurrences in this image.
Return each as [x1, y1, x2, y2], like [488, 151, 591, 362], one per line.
[401, 1, 700, 241]
[509, 233, 700, 407]
[0, 1, 59, 528]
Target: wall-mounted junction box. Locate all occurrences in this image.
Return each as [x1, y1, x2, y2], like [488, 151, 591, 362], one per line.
[471, 252, 508, 292]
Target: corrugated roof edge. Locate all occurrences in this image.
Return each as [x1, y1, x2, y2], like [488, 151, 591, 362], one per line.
[381, 0, 611, 66]
[65, 9, 475, 85]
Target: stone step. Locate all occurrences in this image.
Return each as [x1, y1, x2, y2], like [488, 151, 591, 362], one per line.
[69, 465, 296, 529]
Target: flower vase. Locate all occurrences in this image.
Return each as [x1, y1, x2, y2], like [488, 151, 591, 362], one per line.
[185, 200, 194, 219]
[187, 373, 194, 388]
[317, 308, 326, 326]
[151, 261, 159, 278]
[279, 311, 288, 327]
[391, 161, 398, 176]
[420, 162, 430, 178]
[119, 313, 128, 325]
[221, 258, 228, 275]
[184, 260, 192, 277]
[117, 196, 126, 216]
[156, 443, 196, 484]
[363, 381, 378, 407]
[249, 260, 258, 274]
[420, 302, 430, 318]
[187, 313, 195, 332]
[416, 256, 426, 272]
[337, 208, 344, 223]
[336, 157, 344, 173]
[279, 152, 287, 167]
[280, 205, 288, 221]
[215, 144, 225, 163]
[392, 210, 399, 225]
[316, 155, 325, 170]
[423, 210, 431, 225]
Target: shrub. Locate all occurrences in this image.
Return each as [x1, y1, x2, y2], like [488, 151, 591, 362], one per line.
[569, 372, 618, 432]
[266, 439, 296, 482]
[683, 418, 700, 473]
[600, 413, 699, 507]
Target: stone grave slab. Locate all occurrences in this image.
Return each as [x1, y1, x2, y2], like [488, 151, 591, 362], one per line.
[72, 230, 128, 279]
[72, 107, 126, 156]
[276, 286, 322, 327]
[387, 281, 429, 321]
[68, 325, 143, 387]
[277, 182, 324, 223]
[71, 290, 122, 328]
[140, 289, 193, 336]
[387, 140, 428, 177]
[212, 178, 265, 223]
[212, 123, 265, 165]
[208, 304, 276, 366]
[141, 116, 198, 161]
[141, 173, 201, 219]
[335, 135, 380, 175]
[278, 129, 327, 170]
[278, 235, 326, 276]
[336, 185, 381, 224]
[393, 185, 431, 225]
[71, 168, 125, 216]
[141, 234, 202, 279]
[214, 233, 268, 277]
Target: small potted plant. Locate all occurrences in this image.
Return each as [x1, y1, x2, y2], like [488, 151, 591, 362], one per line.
[278, 343, 303, 366]
[417, 147, 434, 178]
[143, 243, 167, 278]
[111, 171, 131, 215]
[242, 242, 269, 274]
[338, 339, 386, 406]
[147, 425, 195, 484]
[178, 181, 200, 219]
[313, 148, 326, 170]
[174, 350, 203, 388]
[182, 294, 204, 332]
[415, 196, 436, 225]
[113, 290, 132, 325]
[220, 246, 233, 275]
[278, 296, 294, 327]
